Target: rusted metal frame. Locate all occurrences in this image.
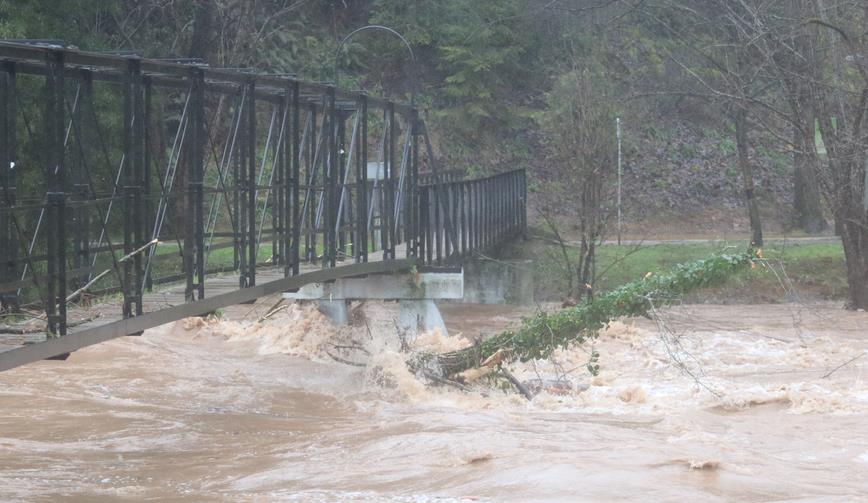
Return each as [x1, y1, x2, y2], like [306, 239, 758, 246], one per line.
[253, 103, 282, 262]
[456, 182, 463, 256]
[335, 108, 348, 257]
[0, 67, 52, 308]
[385, 102, 397, 259]
[313, 102, 339, 265]
[235, 80, 251, 286]
[121, 58, 146, 317]
[121, 60, 141, 318]
[485, 177, 492, 249]
[0, 62, 18, 310]
[392, 114, 412, 247]
[0, 43, 415, 112]
[456, 181, 464, 256]
[406, 110, 420, 259]
[288, 82, 301, 276]
[425, 186, 434, 264]
[244, 77, 257, 287]
[43, 50, 66, 335]
[203, 90, 243, 271]
[433, 178, 442, 264]
[142, 77, 153, 291]
[417, 186, 427, 263]
[419, 122, 458, 262]
[275, 93, 288, 268]
[183, 66, 206, 301]
[142, 89, 191, 290]
[17, 73, 81, 296]
[303, 103, 319, 263]
[324, 86, 338, 268]
[355, 95, 368, 263]
[367, 108, 388, 251]
[69, 73, 91, 291]
[335, 108, 359, 261]
[475, 179, 481, 253]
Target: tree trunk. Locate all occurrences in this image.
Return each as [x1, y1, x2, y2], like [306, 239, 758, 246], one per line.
[793, 121, 827, 233]
[735, 109, 763, 246]
[838, 209, 868, 309]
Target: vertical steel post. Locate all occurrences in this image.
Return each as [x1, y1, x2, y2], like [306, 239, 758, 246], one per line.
[356, 95, 368, 263]
[433, 181, 442, 264]
[336, 109, 347, 256]
[459, 182, 465, 257]
[121, 58, 147, 315]
[325, 87, 337, 268]
[45, 50, 66, 334]
[184, 67, 205, 300]
[77, 72, 94, 288]
[143, 77, 153, 291]
[232, 91, 242, 272]
[132, 59, 146, 314]
[0, 62, 17, 310]
[289, 83, 300, 275]
[277, 90, 289, 269]
[519, 170, 527, 234]
[71, 76, 85, 287]
[385, 102, 396, 259]
[193, 68, 205, 299]
[305, 102, 317, 264]
[246, 78, 257, 285]
[122, 59, 134, 315]
[406, 111, 418, 258]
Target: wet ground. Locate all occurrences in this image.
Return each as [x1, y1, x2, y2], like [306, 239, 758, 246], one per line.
[1, 300, 867, 502]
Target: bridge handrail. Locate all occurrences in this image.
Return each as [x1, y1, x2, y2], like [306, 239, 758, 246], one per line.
[416, 168, 526, 265]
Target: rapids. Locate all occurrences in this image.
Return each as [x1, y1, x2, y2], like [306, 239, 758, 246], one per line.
[1, 300, 867, 502]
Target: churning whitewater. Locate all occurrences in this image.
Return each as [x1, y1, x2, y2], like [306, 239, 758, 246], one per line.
[1, 300, 867, 501]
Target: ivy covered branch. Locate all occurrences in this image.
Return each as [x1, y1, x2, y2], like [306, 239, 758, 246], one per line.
[411, 250, 757, 379]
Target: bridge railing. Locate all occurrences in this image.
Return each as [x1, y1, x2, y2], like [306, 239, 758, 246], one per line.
[0, 41, 527, 341]
[417, 168, 527, 265]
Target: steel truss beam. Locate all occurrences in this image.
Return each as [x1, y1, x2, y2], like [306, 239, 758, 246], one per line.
[0, 41, 527, 373]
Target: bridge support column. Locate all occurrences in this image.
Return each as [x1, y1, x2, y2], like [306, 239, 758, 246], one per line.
[284, 270, 462, 340]
[398, 299, 447, 338]
[461, 257, 534, 305]
[316, 300, 349, 325]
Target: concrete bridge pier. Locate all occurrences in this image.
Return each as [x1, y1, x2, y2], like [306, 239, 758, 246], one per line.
[283, 271, 464, 340]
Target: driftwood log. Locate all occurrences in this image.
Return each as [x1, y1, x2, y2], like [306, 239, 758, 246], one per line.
[411, 250, 755, 379]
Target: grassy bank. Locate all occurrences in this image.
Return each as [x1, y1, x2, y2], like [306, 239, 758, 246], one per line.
[503, 230, 848, 304]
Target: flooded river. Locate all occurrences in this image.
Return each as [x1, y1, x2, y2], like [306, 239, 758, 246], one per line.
[1, 300, 867, 502]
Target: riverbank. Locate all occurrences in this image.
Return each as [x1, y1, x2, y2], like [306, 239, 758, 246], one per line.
[500, 229, 848, 304]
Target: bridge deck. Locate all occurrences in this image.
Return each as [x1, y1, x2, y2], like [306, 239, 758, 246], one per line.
[0, 245, 413, 371]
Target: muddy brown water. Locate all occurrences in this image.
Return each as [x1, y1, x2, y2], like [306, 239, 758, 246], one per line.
[1, 301, 867, 502]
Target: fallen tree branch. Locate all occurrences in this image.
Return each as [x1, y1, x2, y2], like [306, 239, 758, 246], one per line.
[500, 368, 534, 400]
[66, 269, 111, 304]
[325, 350, 366, 367]
[411, 250, 756, 379]
[822, 352, 865, 379]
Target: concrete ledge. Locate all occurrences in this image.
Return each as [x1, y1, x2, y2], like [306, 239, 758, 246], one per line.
[461, 258, 533, 305]
[283, 272, 463, 301]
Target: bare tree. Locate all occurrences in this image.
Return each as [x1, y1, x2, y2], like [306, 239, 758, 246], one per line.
[717, 0, 868, 308]
[536, 51, 616, 301]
